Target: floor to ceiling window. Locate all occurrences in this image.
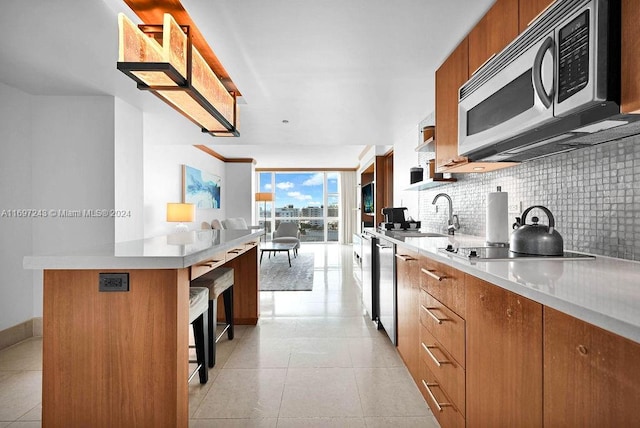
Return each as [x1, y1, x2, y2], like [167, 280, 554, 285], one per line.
[257, 171, 340, 242]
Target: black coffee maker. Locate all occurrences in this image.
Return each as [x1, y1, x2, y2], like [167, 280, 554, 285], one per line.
[381, 207, 421, 230]
[382, 207, 406, 229]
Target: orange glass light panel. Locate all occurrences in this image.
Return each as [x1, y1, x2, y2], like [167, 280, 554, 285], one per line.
[118, 13, 179, 87]
[191, 45, 235, 127]
[163, 13, 187, 79]
[157, 90, 231, 132]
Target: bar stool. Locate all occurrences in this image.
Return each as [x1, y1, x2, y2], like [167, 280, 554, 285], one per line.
[188, 287, 209, 384]
[191, 267, 234, 368]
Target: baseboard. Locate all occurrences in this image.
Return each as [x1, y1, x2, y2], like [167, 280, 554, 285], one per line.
[0, 317, 42, 351]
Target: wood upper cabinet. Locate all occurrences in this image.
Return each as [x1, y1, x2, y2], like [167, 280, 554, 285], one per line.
[435, 38, 469, 172]
[622, 0, 640, 113]
[468, 0, 519, 76]
[519, 0, 555, 33]
[465, 275, 543, 427]
[395, 246, 420, 382]
[544, 307, 640, 427]
[434, 33, 519, 173]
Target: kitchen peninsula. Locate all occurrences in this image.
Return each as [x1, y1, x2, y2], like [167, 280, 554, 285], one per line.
[23, 228, 262, 428]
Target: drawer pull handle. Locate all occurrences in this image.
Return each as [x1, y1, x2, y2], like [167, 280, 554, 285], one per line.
[228, 249, 243, 254]
[395, 254, 416, 261]
[422, 342, 451, 367]
[421, 305, 448, 324]
[421, 268, 444, 281]
[198, 260, 221, 267]
[421, 380, 452, 412]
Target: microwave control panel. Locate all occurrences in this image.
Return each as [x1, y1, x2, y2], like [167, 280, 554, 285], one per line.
[557, 10, 590, 103]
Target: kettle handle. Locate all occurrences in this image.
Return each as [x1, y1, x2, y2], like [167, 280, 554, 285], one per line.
[520, 205, 555, 234]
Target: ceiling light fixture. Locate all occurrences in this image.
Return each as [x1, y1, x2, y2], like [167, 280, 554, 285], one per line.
[117, 13, 239, 137]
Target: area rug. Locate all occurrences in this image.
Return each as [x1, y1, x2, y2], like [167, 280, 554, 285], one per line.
[259, 252, 314, 291]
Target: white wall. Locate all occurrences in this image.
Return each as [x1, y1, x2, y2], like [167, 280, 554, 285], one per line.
[31, 96, 116, 254]
[142, 106, 235, 237]
[114, 97, 144, 242]
[30, 95, 117, 319]
[225, 162, 256, 224]
[0, 83, 34, 331]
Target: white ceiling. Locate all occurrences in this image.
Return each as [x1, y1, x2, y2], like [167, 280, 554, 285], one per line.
[0, 0, 494, 168]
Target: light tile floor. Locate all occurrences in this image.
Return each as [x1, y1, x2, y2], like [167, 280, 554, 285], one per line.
[0, 244, 439, 427]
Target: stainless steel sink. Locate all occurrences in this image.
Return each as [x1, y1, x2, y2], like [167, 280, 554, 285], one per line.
[391, 231, 447, 238]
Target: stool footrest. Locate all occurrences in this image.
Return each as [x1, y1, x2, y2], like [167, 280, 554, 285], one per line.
[216, 323, 231, 343]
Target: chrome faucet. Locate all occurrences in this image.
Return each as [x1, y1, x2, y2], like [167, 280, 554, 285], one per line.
[432, 193, 460, 235]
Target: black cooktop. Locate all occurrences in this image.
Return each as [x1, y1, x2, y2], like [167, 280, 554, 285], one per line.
[439, 245, 595, 261]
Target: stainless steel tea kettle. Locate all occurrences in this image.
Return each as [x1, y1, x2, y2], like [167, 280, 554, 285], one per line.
[510, 205, 563, 256]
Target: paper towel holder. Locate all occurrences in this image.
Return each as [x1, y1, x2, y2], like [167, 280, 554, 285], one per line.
[485, 186, 510, 247]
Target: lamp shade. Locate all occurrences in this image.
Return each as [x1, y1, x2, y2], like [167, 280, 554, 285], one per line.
[166, 203, 195, 222]
[255, 192, 274, 202]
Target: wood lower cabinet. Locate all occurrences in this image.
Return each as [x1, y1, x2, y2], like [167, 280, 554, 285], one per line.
[394, 251, 640, 428]
[420, 255, 466, 317]
[544, 307, 640, 427]
[465, 276, 543, 427]
[417, 253, 466, 426]
[396, 247, 420, 382]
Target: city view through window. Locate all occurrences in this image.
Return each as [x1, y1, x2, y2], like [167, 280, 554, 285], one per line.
[257, 172, 339, 242]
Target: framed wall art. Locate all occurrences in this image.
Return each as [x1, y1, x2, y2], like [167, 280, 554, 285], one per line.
[183, 165, 221, 209]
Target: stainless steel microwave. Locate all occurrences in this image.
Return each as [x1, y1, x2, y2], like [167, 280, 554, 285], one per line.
[457, 0, 633, 162]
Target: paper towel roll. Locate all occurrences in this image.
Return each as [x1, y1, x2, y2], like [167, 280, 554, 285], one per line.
[486, 188, 509, 245]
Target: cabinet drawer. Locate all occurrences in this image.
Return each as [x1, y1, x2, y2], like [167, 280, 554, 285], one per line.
[420, 256, 465, 317]
[244, 239, 259, 251]
[190, 251, 226, 280]
[420, 290, 465, 367]
[224, 246, 247, 262]
[420, 325, 465, 416]
[420, 359, 465, 428]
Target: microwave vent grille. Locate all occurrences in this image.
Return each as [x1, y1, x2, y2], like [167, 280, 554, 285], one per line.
[460, 0, 591, 100]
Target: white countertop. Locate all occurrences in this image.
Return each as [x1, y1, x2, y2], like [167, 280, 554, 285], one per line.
[367, 229, 640, 344]
[23, 229, 263, 270]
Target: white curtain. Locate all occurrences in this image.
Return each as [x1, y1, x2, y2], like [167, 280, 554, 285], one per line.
[339, 171, 357, 244]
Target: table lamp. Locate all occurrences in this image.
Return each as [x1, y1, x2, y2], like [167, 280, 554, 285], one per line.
[166, 202, 195, 232]
[255, 192, 273, 241]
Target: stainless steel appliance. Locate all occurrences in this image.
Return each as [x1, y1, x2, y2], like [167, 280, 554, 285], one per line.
[458, 0, 639, 162]
[376, 237, 396, 344]
[361, 232, 378, 323]
[440, 245, 594, 261]
[511, 205, 564, 255]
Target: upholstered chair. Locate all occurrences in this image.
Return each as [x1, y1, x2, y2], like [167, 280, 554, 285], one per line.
[221, 217, 249, 229]
[272, 222, 301, 255]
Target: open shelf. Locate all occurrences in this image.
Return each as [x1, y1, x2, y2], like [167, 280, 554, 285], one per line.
[405, 177, 457, 191]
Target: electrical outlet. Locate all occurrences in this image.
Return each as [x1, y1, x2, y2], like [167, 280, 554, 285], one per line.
[99, 273, 129, 292]
[508, 203, 520, 213]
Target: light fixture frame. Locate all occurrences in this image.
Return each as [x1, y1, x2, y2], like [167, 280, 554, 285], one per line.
[117, 22, 239, 137]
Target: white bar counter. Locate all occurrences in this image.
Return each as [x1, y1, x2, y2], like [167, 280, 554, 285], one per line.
[24, 229, 262, 428]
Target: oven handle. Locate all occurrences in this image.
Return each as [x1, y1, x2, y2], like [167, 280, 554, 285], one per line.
[532, 36, 555, 109]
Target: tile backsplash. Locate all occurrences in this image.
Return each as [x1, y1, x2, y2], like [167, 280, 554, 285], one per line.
[417, 133, 640, 261]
